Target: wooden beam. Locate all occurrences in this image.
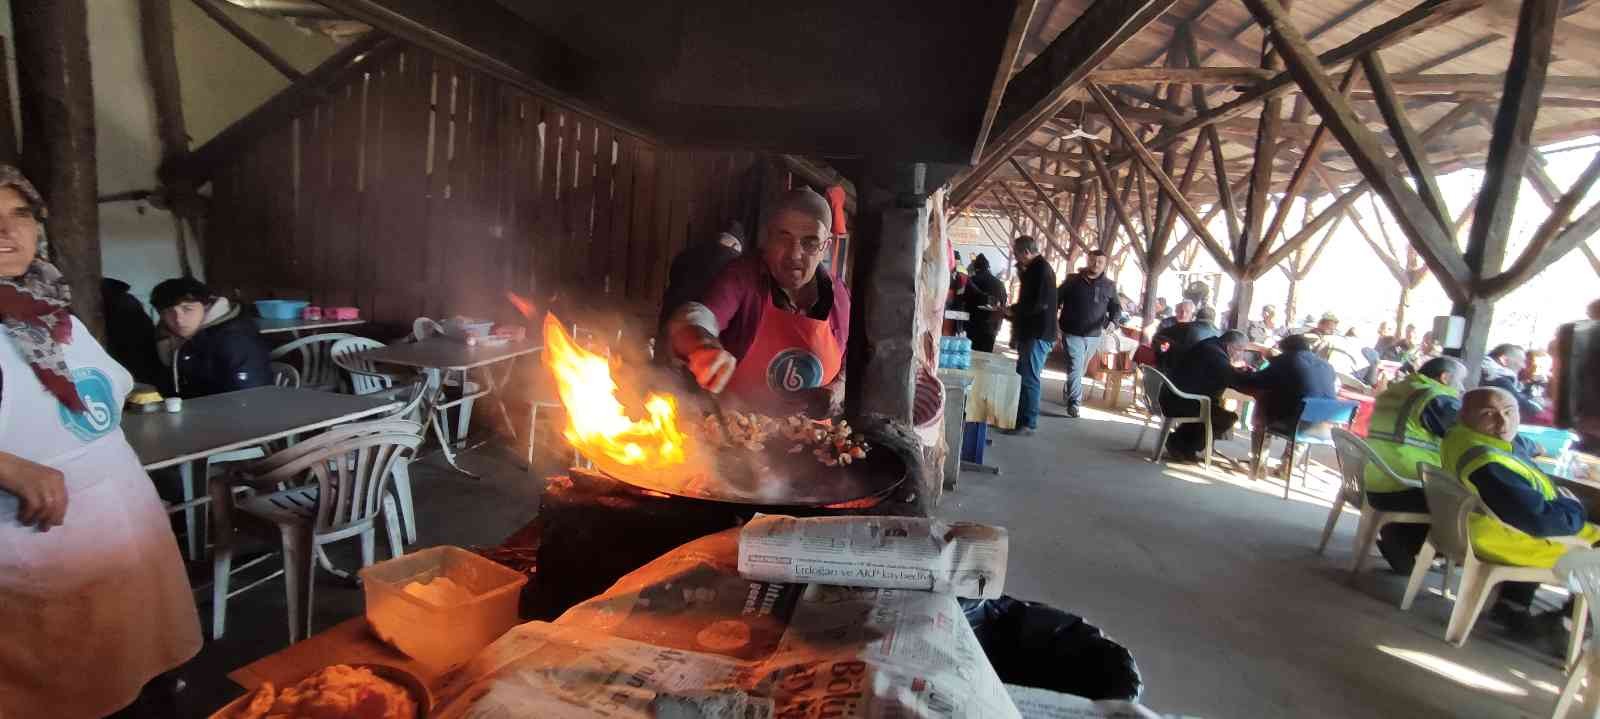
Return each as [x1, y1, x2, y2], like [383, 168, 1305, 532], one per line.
[1479, 150, 1600, 296]
[1009, 157, 1091, 253]
[972, 1, 1042, 163]
[1089, 84, 1235, 278]
[1346, 206, 1410, 282]
[1091, 67, 1275, 85]
[1463, 0, 1558, 282]
[1582, 242, 1600, 277]
[190, 0, 302, 80]
[1364, 50, 1451, 229]
[1257, 64, 1362, 274]
[1242, 0, 1472, 301]
[162, 33, 395, 183]
[1135, 0, 1488, 164]
[1154, 128, 1210, 252]
[1084, 139, 1143, 253]
[949, 0, 1180, 212]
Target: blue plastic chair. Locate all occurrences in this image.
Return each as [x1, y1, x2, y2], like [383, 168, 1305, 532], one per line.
[1251, 397, 1360, 499]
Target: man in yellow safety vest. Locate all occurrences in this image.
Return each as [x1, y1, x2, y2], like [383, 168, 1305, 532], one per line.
[1364, 357, 1465, 572]
[1445, 387, 1600, 638]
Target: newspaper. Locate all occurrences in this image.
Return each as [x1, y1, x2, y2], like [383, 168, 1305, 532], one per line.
[437, 529, 1021, 718]
[736, 514, 1008, 598]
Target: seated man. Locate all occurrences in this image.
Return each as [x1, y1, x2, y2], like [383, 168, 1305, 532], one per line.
[1160, 330, 1250, 462]
[1152, 305, 1219, 369]
[151, 278, 271, 398]
[1236, 333, 1338, 432]
[1362, 357, 1467, 573]
[1444, 387, 1600, 633]
[1480, 343, 1545, 419]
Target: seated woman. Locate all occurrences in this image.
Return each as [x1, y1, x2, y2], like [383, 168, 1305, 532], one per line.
[150, 277, 271, 398]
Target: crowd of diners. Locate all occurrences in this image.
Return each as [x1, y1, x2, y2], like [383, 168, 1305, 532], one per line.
[945, 232, 1600, 657]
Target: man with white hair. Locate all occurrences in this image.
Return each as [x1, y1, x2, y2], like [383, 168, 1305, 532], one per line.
[669, 188, 850, 416]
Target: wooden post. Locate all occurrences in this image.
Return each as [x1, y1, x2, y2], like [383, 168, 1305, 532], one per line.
[140, 0, 198, 277]
[845, 164, 930, 425]
[1455, 0, 1558, 377]
[13, 0, 101, 336]
[0, 40, 17, 165]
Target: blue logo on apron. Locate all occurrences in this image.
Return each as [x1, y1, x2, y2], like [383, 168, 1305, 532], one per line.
[57, 368, 120, 442]
[766, 349, 823, 392]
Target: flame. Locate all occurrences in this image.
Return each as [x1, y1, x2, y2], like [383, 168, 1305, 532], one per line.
[542, 314, 689, 469]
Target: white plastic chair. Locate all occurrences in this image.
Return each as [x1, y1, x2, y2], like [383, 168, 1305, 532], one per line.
[269, 332, 358, 392]
[270, 362, 301, 388]
[1402, 464, 1588, 670]
[1324, 428, 1432, 575]
[1553, 549, 1600, 718]
[217, 422, 422, 643]
[330, 337, 411, 396]
[1131, 364, 1213, 469]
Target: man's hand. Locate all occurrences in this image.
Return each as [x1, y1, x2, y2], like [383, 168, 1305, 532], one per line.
[0, 452, 67, 531]
[688, 344, 737, 394]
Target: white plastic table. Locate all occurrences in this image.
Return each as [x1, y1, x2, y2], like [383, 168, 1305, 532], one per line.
[256, 317, 367, 336]
[124, 386, 401, 559]
[348, 337, 543, 475]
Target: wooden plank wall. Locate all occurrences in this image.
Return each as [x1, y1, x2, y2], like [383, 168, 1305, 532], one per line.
[205, 45, 764, 333]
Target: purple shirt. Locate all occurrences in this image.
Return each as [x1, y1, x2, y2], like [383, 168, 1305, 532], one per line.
[700, 255, 851, 361]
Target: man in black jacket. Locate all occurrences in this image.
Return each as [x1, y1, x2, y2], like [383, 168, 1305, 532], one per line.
[1055, 250, 1121, 417]
[1162, 331, 1250, 460]
[1153, 306, 1220, 369]
[151, 278, 272, 399]
[962, 253, 1006, 353]
[1006, 236, 1056, 434]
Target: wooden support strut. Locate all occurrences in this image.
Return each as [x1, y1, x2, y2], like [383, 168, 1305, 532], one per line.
[190, 0, 303, 81]
[1256, 63, 1362, 275]
[1120, 0, 1488, 169]
[1087, 84, 1236, 279]
[1363, 50, 1451, 230]
[1479, 149, 1600, 297]
[1084, 139, 1142, 254]
[1241, 0, 1472, 302]
[1008, 156, 1091, 253]
[948, 0, 1181, 213]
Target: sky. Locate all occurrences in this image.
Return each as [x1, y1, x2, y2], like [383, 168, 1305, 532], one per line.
[952, 139, 1599, 351]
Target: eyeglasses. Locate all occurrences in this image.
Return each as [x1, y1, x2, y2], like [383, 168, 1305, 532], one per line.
[773, 234, 828, 256]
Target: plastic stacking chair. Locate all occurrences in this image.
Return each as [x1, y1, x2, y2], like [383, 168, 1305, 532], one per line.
[1401, 464, 1588, 670]
[270, 332, 357, 392]
[1324, 428, 1432, 575]
[1131, 365, 1213, 469]
[1552, 549, 1600, 719]
[330, 337, 411, 396]
[214, 421, 422, 643]
[1251, 397, 1359, 499]
[270, 362, 301, 388]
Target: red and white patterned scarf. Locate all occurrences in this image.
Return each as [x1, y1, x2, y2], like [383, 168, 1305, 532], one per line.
[0, 167, 83, 412]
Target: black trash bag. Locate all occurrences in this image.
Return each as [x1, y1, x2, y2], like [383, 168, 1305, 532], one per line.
[961, 596, 1143, 701]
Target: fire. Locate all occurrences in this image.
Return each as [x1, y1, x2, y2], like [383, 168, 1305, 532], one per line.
[542, 314, 689, 469]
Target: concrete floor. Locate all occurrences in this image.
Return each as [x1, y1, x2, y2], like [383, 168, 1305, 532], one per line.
[173, 373, 1577, 718]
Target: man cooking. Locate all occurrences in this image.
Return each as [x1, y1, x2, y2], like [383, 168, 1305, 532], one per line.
[668, 188, 850, 416]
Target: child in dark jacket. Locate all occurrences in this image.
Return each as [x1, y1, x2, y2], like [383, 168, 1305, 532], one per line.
[151, 278, 271, 399]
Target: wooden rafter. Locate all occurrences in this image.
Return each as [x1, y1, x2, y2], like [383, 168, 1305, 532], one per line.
[1009, 157, 1091, 252]
[1087, 68, 1600, 100]
[949, 0, 1181, 212]
[1363, 50, 1451, 229]
[1089, 83, 1235, 277]
[1257, 63, 1363, 274]
[190, 0, 303, 81]
[1479, 150, 1600, 296]
[1241, 0, 1472, 301]
[1085, 139, 1143, 252]
[1129, 0, 1488, 166]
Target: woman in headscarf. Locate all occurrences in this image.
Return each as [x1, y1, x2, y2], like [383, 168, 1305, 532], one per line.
[0, 166, 201, 718]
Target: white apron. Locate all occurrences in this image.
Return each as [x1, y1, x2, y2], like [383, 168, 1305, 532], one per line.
[0, 316, 201, 719]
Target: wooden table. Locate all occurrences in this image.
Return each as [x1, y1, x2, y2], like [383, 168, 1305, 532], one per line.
[256, 317, 366, 336]
[349, 338, 543, 475]
[125, 387, 401, 560]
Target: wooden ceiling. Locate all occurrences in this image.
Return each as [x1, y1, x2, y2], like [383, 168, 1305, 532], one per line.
[967, 0, 1600, 224]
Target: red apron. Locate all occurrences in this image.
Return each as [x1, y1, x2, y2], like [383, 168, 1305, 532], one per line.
[725, 303, 843, 413]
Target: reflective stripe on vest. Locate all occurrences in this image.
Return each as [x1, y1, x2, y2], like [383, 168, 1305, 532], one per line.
[1454, 444, 1556, 501]
[1364, 376, 1452, 492]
